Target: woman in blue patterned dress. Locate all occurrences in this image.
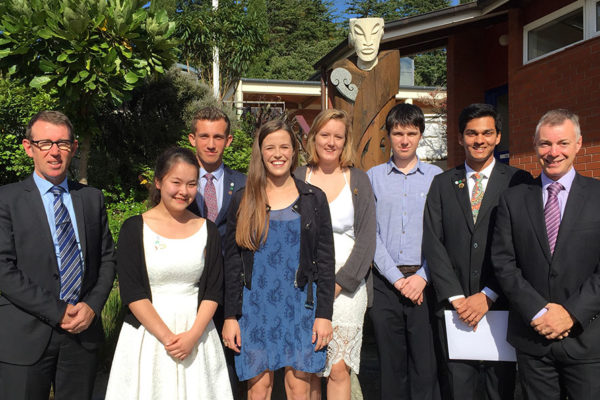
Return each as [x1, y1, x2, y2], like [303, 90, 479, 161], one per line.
[222, 120, 336, 399]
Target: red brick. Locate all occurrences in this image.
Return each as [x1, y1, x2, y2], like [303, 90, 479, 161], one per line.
[585, 145, 600, 155]
[586, 161, 600, 170]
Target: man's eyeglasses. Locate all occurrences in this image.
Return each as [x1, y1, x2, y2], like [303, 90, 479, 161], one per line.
[29, 139, 74, 151]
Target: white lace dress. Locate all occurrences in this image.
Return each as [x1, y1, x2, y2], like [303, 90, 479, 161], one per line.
[105, 223, 233, 400]
[308, 172, 368, 376]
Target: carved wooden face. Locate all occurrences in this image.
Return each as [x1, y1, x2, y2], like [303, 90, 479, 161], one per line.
[349, 18, 384, 65]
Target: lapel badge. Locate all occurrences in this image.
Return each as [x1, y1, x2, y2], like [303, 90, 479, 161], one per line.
[454, 179, 465, 189]
[353, 188, 358, 196]
[228, 182, 235, 195]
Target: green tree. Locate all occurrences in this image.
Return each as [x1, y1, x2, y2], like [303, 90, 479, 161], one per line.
[90, 66, 226, 195]
[246, 0, 345, 81]
[174, 0, 268, 98]
[0, 79, 58, 185]
[346, 0, 450, 20]
[0, 0, 178, 183]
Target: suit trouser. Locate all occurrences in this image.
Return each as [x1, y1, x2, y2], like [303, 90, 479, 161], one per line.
[517, 343, 600, 400]
[369, 270, 440, 400]
[0, 328, 97, 400]
[436, 316, 516, 400]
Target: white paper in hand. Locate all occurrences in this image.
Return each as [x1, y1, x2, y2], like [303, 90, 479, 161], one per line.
[444, 310, 516, 362]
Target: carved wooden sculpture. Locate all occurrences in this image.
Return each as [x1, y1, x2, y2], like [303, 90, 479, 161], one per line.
[328, 18, 400, 171]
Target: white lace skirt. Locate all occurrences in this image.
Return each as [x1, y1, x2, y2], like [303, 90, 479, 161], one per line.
[320, 232, 368, 377]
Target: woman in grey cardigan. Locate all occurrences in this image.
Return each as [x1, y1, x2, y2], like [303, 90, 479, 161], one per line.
[296, 109, 376, 400]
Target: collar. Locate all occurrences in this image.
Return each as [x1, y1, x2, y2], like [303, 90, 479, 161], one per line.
[386, 156, 423, 175]
[541, 167, 576, 193]
[33, 172, 69, 195]
[293, 176, 318, 195]
[200, 163, 225, 181]
[465, 158, 496, 180]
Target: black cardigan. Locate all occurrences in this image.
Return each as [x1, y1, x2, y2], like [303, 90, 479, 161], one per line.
[116, 215, 224, 328]
[223, 178, 335, 320]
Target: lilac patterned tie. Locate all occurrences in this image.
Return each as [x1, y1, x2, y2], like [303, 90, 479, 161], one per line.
[203, 173, 218, 222]
[544, 181, 564, 254]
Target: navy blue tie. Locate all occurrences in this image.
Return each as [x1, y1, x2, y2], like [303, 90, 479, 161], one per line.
[50, 186, 83, 304]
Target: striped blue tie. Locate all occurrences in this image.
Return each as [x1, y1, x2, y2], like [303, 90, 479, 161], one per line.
[50, 186, 83, 304]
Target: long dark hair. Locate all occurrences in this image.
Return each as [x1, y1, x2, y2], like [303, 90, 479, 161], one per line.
[149, 147, 199, 207]
[235, 120, 298, 250]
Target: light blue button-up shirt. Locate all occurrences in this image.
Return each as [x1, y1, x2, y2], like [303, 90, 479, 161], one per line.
[367, 158, 443, 285]
[33, 173, 82, 270]
[195, 163, 225, 214]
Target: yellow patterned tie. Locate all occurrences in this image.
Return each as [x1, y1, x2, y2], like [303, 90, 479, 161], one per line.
[470, 173, 484, 223]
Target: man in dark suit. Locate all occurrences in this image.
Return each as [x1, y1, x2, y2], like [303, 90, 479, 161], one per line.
[187, 106, 245, 396]
[424, 104, 531, 400]
[492, 109, 600, 399]
[0, 111, 116, 400]
[187, 106, 246, 238]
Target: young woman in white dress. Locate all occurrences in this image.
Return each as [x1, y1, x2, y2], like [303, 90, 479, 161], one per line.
[296, 109, 377, 400]
[105, 147, 232, 400]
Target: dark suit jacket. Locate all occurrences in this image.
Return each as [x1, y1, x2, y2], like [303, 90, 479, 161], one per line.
[188, 165, 246, 239]
[423, 162, 532, 314]
[0, 175, 116, 365]
[492, 173, 600, 359]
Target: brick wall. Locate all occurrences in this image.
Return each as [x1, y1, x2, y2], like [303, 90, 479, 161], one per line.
[446, 23, 508, 168]
[508, 35, 600, 178]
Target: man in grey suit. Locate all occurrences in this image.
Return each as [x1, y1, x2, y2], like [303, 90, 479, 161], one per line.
[424, 104, 531, 400]
[492, 109, 600, 399]
[0, 111, 116, 400]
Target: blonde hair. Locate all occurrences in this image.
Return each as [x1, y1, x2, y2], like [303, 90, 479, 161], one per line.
[235, 120, 299, 251]
[305, 109, 354, 168]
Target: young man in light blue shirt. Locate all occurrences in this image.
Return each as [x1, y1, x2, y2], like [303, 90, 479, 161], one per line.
[367, 103, 442, 400]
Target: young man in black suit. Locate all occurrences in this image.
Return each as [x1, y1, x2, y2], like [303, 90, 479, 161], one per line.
[0, 111, 116, 400]
[187, 106, 246, 238]
[492, 109, 600, 399]
[424, 104, 531, 400]
[187, 106, 246, 396]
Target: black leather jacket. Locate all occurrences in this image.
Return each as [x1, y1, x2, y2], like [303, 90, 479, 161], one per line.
[223, 177, 335, 320]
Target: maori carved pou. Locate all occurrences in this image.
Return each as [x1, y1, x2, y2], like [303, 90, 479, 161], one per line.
[328, 18, 400, 171]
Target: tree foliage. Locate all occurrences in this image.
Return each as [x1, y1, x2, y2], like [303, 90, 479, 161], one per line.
[90, 66, 225, 195]
[346, 0, 450, 20]
[0, 0, 179, 182]
[414, 50, 447, 87]
[0, 79, 58, 185]
[246, 0, 344, 81]
[174, 0, 268, 98]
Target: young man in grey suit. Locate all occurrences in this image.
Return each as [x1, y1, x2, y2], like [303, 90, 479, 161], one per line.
[424, 104, 531, 400]
[492, 109, 600, 399]
[0, 111, 116, 400]
[187, 106, 246, 396]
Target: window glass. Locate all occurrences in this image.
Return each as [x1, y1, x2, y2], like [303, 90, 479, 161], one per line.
[527, 8, 584, 60]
